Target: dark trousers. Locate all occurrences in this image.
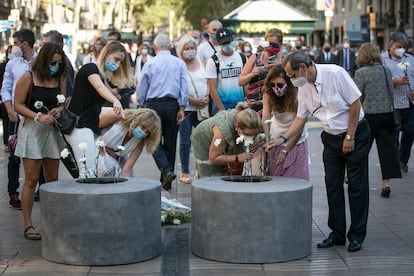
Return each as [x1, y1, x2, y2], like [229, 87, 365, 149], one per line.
[7, 121, 20, 196]
[146, 98, 179, 179]
[397, 104, 414, 164]
[365, 112, 402, 179]
[321, 120, 370, 244]
[0, 102, 9, 145]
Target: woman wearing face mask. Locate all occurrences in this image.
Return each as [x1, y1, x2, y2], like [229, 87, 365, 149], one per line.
[66, 41, 125, 178]
[241, 41, 253, 58]
[97, 108, 161, 177]
[260, 64, 309, 180]
[239, 28, 284, 112]
[83, 37, 106, 65]
[177, 35, 208, 184]
[134, 43, 153, 90]
[13, 43, 68, 240]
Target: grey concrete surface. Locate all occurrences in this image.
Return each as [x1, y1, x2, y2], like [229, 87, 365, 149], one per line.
[1, 120, 414, 275]
[191, 177, 312, 263]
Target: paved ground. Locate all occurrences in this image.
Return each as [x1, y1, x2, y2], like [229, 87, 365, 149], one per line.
[1, 121, 414, 275]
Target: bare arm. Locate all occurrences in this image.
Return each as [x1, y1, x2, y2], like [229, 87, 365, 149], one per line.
[121, 142, 144, 176]
[268, 116, 307, 149]
[208, 78, 225, 111]
[87, 74, 123, 116]
[99, 108, 122, 129]
[238, 54, 259, 86]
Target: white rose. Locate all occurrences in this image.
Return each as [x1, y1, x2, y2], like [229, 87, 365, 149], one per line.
[265, 119, 272, 125]
[214, 139, 222, 147]
[34, 101, 43, 110]
[161, 215, 166, 223]
[96, 140, 105, 148]
[236, 135, 245, 145]
[79, 157, 87, 164]
[56, 94, 66, 104]
[60, 148, 69, 159]
[244, 135, 254, 146]
[78, 142, 88, 151]
[117, 145, 126, 152]
[173, 219, 181, 225]
[257, 133, 266, 141]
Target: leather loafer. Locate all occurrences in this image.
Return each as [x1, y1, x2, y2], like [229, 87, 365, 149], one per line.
[162, 171, 176, 191]
[347, 241, 362, 252]
[317, 238, 345, 248]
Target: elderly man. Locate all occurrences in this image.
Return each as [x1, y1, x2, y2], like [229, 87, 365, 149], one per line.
[137, 33, 188, 190]
[271, 51, 370, 253]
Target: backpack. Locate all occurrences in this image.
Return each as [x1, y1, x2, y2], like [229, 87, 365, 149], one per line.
[211, 52, 247, 76]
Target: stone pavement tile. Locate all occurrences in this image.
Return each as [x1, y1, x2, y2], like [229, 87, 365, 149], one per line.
[89, 256, 161, 275]
[190, 269, 265, 276]
[264, 258, 348, 273]
[3, 258, 89, 275]
[189, 258, 264, 275]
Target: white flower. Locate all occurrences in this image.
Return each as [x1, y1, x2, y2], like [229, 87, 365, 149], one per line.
[56, 94, 66, 104]
[257, 133, 266, 141]
[79, 157, 87, 164]
[96, 140, 105, 148]
[161, 215, 166, 223]
[214, 139, 222, 147]
[117, 145, 126, 152]
[243, 135, 254, 146]
[78, 142, 88, 151]
[236, 135, 245, 145]
[265, 119, 272, 125]
[34, 101, 43, 110]
[398, 61, 410, 72]
[173, 218, 181, 225]
[60, 148, 69, 159]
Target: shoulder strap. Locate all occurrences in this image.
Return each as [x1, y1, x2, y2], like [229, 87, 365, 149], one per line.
[239, 52, 247, 66]
[212, 53, 219, 76]
[25, 71, 33, 107]
[207, 41, 216, 53]
[382, 65, 395, 107]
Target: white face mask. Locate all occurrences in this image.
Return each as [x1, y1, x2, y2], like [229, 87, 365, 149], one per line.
[243, 46, 251, 52]
[182, 49, 196, 60]
[395, 48, 405, 58]
[290, 68, 308, 88]
[141, 49, 148, 55]
[343, 43, 350, 49]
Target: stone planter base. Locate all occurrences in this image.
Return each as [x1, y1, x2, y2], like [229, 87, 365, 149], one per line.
[191, 176, 312, 263]
[40, 177, 162, 266]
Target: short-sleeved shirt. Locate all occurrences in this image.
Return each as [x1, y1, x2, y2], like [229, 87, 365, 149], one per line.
[69, 63, 105, 135]
[205, 52, 244, 109]
[197, 41, 220, 65]
[297, 64, 364, 135]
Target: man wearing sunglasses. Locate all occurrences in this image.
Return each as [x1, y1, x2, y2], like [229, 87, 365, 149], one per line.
[272, 51, 371, 253]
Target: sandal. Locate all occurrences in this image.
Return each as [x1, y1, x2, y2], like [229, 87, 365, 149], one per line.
[24, 226, 41, 240]
[179, 173, 193, 184]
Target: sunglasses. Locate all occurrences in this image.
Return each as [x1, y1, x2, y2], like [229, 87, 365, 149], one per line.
[50, 61, 63, 66]
[269, 82, 286, 88]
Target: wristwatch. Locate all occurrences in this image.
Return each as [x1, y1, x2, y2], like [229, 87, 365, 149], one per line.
[345, 134, 354, 141]
[281, 149, 289, 156]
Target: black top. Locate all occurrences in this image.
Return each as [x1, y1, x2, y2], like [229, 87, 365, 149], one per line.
[69, 63, 105, 135]
[29, 85, 60, 113]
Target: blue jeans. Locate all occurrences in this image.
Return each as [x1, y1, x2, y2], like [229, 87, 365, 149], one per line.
[7, 121, 20, 196]
[179, 111, 200, 174]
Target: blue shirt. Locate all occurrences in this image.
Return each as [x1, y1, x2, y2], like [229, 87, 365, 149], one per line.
[137, 50, 188, 107]
[382, 51, 414, 109]
[1, 56, 33, 105]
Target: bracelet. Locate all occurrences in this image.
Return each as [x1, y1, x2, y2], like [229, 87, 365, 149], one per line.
[34, 112, 42, 123]
[279, 134, 288, 143]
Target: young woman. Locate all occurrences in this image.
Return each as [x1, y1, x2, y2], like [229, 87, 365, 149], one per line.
[14, 43, 67, 240]
[65, 41, 125, 177]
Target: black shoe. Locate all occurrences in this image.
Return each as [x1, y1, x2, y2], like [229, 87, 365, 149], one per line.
[317, 238, 345, 248]
[162, 171, 176, 190]
[400, 162, 408, 173]
[347, 241, 362, 252]
[381, 186, 391, 198]
[9, 194, 22, 210]
[34, 191, 40, 201]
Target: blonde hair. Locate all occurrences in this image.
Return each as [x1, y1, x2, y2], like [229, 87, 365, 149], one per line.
[177, 35, 198, 59]
[355, 42, 382, 67]
[97, 41, 134, 88]
[234, 102, 261, 131]
[120, 108, 161, 153]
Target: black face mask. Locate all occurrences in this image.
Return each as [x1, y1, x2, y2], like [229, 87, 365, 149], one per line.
[295, 45, 302, 50]
[324, 47, 331, 52]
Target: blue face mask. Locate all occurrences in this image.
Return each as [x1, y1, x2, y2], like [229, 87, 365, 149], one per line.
[49, 65, 59, 75]
[104, 60, 119, 72]
[133, 126, 147, 139]
[8, 54, 15, 60]
[222, 41, 234, 53]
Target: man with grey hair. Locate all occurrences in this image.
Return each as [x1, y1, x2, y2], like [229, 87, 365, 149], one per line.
[137, 33, 188, 190]
[273, 51, 370, 253]
[198, 20, 223, 67]
[382, 31, 414, 173]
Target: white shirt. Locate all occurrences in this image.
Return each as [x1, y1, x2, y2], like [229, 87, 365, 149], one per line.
[198, 41, 220, 66]
[297, 64, 364, 135]
[186, 65, 208, 111]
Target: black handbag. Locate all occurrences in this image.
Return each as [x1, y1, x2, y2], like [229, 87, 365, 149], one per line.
[58, 107, 78, 135]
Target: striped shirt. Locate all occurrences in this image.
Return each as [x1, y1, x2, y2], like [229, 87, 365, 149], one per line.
[382, 51, 414, 109]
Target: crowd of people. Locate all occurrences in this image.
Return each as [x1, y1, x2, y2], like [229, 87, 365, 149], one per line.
[0, 22, 412, 254]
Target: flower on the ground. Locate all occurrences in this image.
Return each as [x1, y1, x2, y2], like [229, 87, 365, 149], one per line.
[34, 101, 44, 110]
[60, 148, 69, 159]
[161, 214, 166, 223]
[214, 138, 222, 147]
[56, 94, 66, 104]
[173, 219, 181, 225]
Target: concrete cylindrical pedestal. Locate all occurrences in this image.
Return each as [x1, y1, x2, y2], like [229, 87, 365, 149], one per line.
[191, 176, 312, 263]
[40, 178, 162, 265]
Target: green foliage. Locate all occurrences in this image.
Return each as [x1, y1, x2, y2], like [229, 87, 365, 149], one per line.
[161, 210, 191, 225]
[283, 0, 316, 17]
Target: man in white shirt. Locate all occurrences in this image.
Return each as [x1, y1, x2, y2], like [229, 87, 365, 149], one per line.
[198, 20, 222, 67]
[274, 52, 370, 253]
